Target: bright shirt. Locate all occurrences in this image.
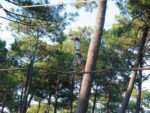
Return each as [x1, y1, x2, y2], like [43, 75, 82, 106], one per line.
[75, 40, 80, 54]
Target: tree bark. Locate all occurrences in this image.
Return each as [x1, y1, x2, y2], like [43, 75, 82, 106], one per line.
[45, 77, 52, 113]
[21, 38, 39, 113]
[105, 92, 110, 113]
[69, 75, 75, 113]
[136, 63, 142, 113]
[105, 71, 112, 113]
[1, 91, 6, 113]
[75, 1, 107, 113]
[36, 101, 41, 113]
[119, 25, 149, 113]
[18, 87, 24, 113]
[79, 76, 83, 92]
[27, 95, 33, 108]
[92, 85, 98, 113]
[45, 90, 51, 113]
[105, 83, 111, 113]
[54, 77, 59, 113]
[54, 87, 58, 113]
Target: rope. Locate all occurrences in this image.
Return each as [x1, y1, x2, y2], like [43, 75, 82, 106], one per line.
[0, 0, 100, 10]
[103, 36, 111, 67]
[0, 67, 149, 73]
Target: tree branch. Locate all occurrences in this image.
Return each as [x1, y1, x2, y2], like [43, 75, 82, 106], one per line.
[142, 74, 150, 82]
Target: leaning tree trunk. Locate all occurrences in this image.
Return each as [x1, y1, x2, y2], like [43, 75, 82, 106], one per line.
[119, 25, 149, 113]
[136, 63, 142, 113]
[75, 1, 107, 113]
[21, 38, 39, 113]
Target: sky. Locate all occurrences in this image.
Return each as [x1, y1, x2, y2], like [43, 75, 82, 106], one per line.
[69, 0, 120, 29]
[0, 0, 120, 47]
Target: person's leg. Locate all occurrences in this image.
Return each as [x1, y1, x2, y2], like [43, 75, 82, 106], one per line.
[73, 55, 78, 72]
[77, 54, 85, 71]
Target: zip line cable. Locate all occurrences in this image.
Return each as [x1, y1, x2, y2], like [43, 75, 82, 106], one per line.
[0, 0, 100, 10]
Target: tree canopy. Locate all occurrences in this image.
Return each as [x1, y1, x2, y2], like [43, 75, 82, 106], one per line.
[0, 0, 149, 113]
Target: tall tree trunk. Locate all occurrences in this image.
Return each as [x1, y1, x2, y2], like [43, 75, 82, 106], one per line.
[119, 25, 149, 113]
[54, 77, 59, 113]
[79, 76, 83, 92]
[136, 63, 142, 113]
[105, 72, 112, 113]
[45, 77, 52, 113]
[69, 75, 75, 113]
[1, 91, 6, 113]
[45, 90, 51, 113]
[36, 101, 41, 113]
[18, 87, 24, 113]
[54, 87, 58, 113]
[21, 38, 39, 113]
[75, 0, 107, 113]
[105, 88, 110, 113]
[92, 85, 98, 113]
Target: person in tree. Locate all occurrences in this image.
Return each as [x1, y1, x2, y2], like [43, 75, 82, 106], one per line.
[70, 34, 85, 71]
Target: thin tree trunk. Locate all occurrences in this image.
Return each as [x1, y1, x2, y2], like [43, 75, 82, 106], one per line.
[105, 72, 112, 113]
[105, 88, 110, 113]
[21, 38, 39, 113]
[54, 87, 58, 113]
[69, 75, 75, 113]
[54, 77, 59, 113]
[1, 91, 6, 113]
[36, 101, 41, 113]
[75, 0, 107, 113]
[119, 25, 149, 113]
[45, 77, 53, 113]
[27, 94, 33, 108]
[92, 85, 98, 113]
[136, 63, 142, 113]
[45, 91, 51, 113]
[18, 87, 24, 113]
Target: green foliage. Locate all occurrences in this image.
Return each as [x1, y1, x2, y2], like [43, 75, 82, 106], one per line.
[126, 101, 136, 113]
[0, 40, 9, 66]
[74, 0, 98, 12]
[0, 40, 19, 112]
[0, 0, 150, 112]
[116, 0, 150, 25]
[0, 40, 7, 59]
[27, 103, 54, 113]
[10, 37, 50, 66]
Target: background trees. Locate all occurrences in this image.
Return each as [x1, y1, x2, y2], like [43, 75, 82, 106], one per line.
[0, 0, 149, 113]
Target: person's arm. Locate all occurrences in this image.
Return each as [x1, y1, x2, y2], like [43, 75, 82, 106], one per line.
[69, 34, 74, 40]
